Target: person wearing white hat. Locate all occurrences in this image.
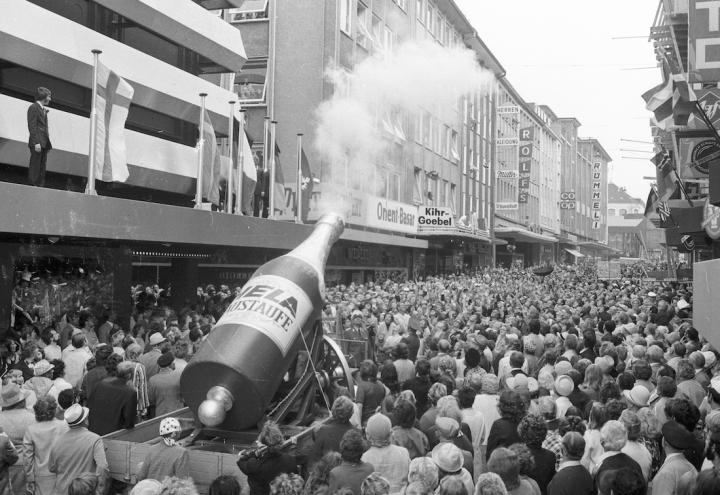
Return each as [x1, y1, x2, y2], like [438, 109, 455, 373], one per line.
[136, 417, 189, 482]
[47, 403, 108, 495]
[554, 376, 574, 418]
[0, 383, 34, 494]
[137, 332, 167, 380]
[431, 442, 474, 495]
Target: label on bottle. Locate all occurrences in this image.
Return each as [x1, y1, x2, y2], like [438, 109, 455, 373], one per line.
[216, 274, 314, 356]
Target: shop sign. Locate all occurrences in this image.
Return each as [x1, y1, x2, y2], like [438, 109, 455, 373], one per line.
[703, 196, 720, 239]
[497, 105, 519, 114]
[365, 195, 418, 234]
[496, 170, 519, 179]
[591, 161, 602, 229]
[496, 137, 519, 146]
[418, 206, 455, 234]
[689, 89, 720, 129]
[690, 0, 720, 83]
[519, 127, 534, 142]
[496, 202, 519, 211]
[678, 136, 720, 180]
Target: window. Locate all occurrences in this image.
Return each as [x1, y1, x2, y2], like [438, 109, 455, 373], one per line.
[416, 0, 425, 23]
[372, 15, 383, 51]
[440, 180, 448, 206]
[608, 208, 616, 216]
[394, 0, 408, 11]
[450, 184, 457, 213]
[619, 209, 627, 215]
[632, 208, 639, 214]
[383, 26, 395, 54]
[340, 0, 352, 35]
[427, 175, 438, 205]
[388, 172, 400, 201]
[228, 0, 269, 21]
[235, 64, 268, 104]
[426, 4, 434, 34]
[450, 130, 459, 161]
[413, 168, 423, 204]
[422, 111, 431, 146]
[356, 3, 372, 49]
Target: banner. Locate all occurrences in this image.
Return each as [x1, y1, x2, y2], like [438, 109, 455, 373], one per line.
[94, 62, 133, 183]
[417, 206, 455, 234]
[518, 144, 532, 204]
[690, 0, 720, 83]
[677, 135, 720, 180]
[365, 196, 418, 234]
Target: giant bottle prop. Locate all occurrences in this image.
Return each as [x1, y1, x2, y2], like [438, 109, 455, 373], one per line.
[180, 213, 344, 430]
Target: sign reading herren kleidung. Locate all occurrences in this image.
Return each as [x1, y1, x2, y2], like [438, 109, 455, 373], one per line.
[418, 206, 455, 234]
[365, 196, 418, 234]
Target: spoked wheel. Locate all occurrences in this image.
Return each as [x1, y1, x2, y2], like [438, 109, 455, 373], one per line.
[320, 334, 356, 402]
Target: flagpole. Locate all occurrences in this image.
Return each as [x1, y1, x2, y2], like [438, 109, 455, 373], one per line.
[236, 109, 246, 215]
[269, 120, 278, 219]
[85, 49, 102, 196]
[194, 93, 208, 209]
[296, 134, 303, 224]
[226, 100, 235, 214]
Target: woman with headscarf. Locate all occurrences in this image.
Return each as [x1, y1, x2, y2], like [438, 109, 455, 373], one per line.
[22, 396, 68, 495]
[310, 396, 355, 464]
[407, 456, 439, 493]
[361, 413, 410, 493]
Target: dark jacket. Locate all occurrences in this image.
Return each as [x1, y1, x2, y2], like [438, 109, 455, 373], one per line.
[594, 452, 644, 494]
[87, 377, 137, 435]
[486, 418, 521, 460]
[238, 450, 298, 495]
[27, 102, 51, 149]
[311, 421, 355, 464]
[547, 464, 594, 495]
[528, 446, 557, 495]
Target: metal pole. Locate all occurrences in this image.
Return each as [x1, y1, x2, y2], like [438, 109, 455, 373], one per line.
[296, 133, 303, 224]
[269, 120, 278, 219]
[194, 93, 208, 209]
[236, 110, 246, 215]
[225, 101, 235, 213]
[489, 89, 497, 268]
[85, 49, 102, 195]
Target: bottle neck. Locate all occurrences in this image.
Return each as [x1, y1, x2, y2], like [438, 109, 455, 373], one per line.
[286, 215, 344, 274]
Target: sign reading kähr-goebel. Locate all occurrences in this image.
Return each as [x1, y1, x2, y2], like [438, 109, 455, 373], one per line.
[365, 195, 418, 234]
[418, 206, 455, 234]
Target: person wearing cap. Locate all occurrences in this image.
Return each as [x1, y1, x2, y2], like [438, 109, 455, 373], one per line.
[651, 420, 697, 495]
[361, 413, 409, 492]
[0, 382, 34, 493]
[61, 332, 92, 389]
[136, 417, 189, 482]
[431, 442, 473, 495]
[147, 351, 183, 418]
[546, 432, 593, 495]
[22, 395, 68, 495]
[138, 332, 167, 380]
[48, 403, 108, 495]
[87, 354, 137, 435]
[23, 359, 55, 400]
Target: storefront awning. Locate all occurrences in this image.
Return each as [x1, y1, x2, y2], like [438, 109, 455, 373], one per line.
[495, 227, 558, 244]
[564, 248, 585, 258]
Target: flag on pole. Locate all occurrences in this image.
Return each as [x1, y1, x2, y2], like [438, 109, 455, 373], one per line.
[672, 74, 697, 127]
[93, 61, 133, 182]
[642, 79, 673, 130]
[273, 143, 286, 215]
[651, 149, 677, 201]
[656, 201, 671, 223]
[299, 148, 315, 222]
[644, 187, 659, 219]
[201, 108, 221, 205]
[240, 131, 256, 214]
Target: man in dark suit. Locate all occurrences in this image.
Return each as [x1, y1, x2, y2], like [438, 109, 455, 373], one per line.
[27, 87, 52, 187]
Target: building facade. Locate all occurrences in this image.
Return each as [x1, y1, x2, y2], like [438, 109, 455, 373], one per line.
[607, 183, 665, 259]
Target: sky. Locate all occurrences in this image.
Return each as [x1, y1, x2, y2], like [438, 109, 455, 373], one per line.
[456, 0, 661, 200]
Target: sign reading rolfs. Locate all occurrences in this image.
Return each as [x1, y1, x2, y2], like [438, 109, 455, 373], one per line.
[518, 138, 532, 204]
[690, 0, 720, 83]
[365, 195, 418, 234]
[418, 206, 455, 234]
[591, 162, 602, 229]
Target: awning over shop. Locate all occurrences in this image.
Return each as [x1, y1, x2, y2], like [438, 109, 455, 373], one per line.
[495, 227, 558, 244]
[564, 248, 585, 258]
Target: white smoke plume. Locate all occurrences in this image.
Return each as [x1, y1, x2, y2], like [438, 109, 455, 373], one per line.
[314, 40, 494, 215]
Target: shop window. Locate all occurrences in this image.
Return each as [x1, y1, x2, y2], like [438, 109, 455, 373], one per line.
[227, 0, 268, 21]
[339, 0, 352, 35]
[234, 65, 267, 104]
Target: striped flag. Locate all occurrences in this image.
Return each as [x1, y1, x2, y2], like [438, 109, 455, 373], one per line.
[94, 61, 133, 182]
[672, 75, 696, 127]
[201, 108, 221, 205]
[643, 79, 673, 130]
[656, 201, 671, 223]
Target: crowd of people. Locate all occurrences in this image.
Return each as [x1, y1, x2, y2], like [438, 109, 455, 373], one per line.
[0, 262, 712, 495]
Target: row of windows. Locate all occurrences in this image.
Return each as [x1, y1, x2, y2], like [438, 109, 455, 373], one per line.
[415, 0, 463, 48]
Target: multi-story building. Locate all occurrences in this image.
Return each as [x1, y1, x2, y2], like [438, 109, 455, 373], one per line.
[493, 82, 561, 267]
[226, 0, 506, 276]
[544, 112, 612, 261]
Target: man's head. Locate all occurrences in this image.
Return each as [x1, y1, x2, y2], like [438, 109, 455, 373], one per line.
[35, 87, 51, 105]
[561, 431, 585, 461]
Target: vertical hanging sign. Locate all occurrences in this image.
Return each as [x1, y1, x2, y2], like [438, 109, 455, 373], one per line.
[517, 126, 533, 204]
[591, 161, 602, 229]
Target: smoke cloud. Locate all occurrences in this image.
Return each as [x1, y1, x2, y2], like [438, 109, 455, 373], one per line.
[314, 40, 494, 216]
